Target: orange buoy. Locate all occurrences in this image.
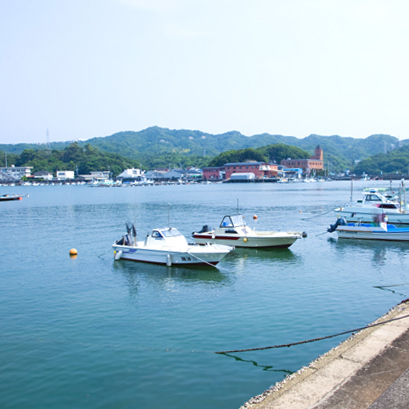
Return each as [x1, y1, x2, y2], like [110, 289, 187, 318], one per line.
[69, 248, 78, 257]
[253, 215, 258, 220]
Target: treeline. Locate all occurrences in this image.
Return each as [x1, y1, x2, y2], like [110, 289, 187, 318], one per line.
[208, 144, 311, 167]
[2, 127, 406, 173]
[354, 145, 409, 176]
[0, 143, 142, 177]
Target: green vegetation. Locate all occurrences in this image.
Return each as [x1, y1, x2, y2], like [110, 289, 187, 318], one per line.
[0, 143, 142, 177]
[1, 127, 408, 174]
[208, 144, 310, 167]
[353, 145, 409, 176]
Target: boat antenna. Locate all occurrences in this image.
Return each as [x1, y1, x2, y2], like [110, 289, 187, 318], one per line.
[167, 203, 170, 227]
[350, 178, 353, 202]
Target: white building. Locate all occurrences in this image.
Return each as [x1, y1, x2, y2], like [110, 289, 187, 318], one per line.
[34, 171, 53, 181]
[117, 168, 141, 179]
[56, 170, 75, 180]
[90, 171, 110, 180]
[0, 165, 33, 181]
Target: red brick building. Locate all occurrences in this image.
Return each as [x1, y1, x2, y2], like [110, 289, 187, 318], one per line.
[202, 167, 225, 180]
[224, 162, 278, 179]
[280, 145, 324, 174]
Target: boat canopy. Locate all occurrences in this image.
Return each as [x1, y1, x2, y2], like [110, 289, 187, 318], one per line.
[220, 214, 246, 228]
[158, 227, 183, 237]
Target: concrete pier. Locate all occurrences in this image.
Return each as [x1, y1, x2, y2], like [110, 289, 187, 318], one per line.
[241, 300, 409, 409]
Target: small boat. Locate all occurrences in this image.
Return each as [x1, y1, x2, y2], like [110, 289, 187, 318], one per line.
[327, 214, 409, 241]
[0, 194, 24, 202]
[335, 185, 409, 225]
[192, 214, 306, 248]
[113, 223, 233, 266]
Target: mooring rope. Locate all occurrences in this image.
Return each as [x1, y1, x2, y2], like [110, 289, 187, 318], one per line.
[374, 283, 409, 288]
[301, 209, 334, 220]
[187, 249, 219, 269]
[215, 310, 409, 354]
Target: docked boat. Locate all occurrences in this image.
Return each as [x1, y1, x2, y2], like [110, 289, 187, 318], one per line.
[113, 224, 233, 266]
[192, 214, 306, 248]
[327, 214, 409, 241]
[334, 188, 409, 224]
[0, 194, 24, 202]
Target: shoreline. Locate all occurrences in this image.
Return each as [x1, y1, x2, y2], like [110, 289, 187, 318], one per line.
[240, 299, 409, 409]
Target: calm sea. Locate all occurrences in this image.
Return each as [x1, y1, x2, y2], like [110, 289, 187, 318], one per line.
[1, 181, 409, 409]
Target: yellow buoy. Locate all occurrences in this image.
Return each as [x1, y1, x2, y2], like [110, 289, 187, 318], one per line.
[69, 248, 78, 257]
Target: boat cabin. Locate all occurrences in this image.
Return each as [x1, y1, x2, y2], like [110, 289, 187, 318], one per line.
[146, 227, 188, 248]
[220, 215, 246, 228]
[358, 192, 400, 209]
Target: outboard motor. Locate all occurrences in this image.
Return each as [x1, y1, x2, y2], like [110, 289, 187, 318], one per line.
[198, 225, 212, 233]
[192, 225, 213, 237]
[327, 217, 347, 233]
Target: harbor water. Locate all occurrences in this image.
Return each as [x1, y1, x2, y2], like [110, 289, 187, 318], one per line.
[1, 181, 409, 409]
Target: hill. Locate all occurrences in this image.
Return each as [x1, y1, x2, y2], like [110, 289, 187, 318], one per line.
[1, 127, 406, 171]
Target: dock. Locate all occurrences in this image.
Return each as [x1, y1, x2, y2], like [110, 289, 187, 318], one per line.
[241, 300, 409, 409]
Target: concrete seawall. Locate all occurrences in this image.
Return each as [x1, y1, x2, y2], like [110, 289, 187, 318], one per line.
[241, 300, 409, 409]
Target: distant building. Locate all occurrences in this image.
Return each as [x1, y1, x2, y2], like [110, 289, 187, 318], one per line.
[202, 166, 225, 181]
[0, 165, 33, 181]
[165, 169, 186, 180]
[224, 162, 278, 179]
[56, 170, 75, 180]
[280, 146, 324, 175]
[229, 172, 256, 181]
[34, 171, 53, 181]
[117, 168, 142, 180]
[145, 170, 167, 180]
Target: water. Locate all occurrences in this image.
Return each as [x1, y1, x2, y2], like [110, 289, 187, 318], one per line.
[1, 181, 409, 409]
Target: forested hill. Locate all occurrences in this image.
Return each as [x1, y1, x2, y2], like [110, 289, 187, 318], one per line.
[0, 127, 406, 170]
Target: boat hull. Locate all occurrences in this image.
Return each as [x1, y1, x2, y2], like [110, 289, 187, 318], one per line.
[0, 195, 22, 202]
[112, 244, 231, 265]
[193, 233, 300, 248]
[336, 225, 409, 241]
[335, 208, 409, 225]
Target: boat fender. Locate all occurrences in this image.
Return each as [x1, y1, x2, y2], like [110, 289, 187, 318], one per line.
[243, 237, 248, 242]
[212, 234, 215, 239]
[114, 250, 122, 260]
[166, 254, 172, 266]
[302, 232, 307, 238]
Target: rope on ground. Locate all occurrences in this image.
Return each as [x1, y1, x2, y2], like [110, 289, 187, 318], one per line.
[215, 309, 409, 355]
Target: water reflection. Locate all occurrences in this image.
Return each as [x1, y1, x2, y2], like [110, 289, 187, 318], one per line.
[327, 237, 409, 266]
[224, 247, 301, 265]
[112, 259, 230, 287]
[222, 353, 293, 375]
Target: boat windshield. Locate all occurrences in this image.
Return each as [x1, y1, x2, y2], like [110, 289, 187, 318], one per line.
[364, 193, 387, 202]
[160, 228, 183, 237]
[220, 215, 246, 228]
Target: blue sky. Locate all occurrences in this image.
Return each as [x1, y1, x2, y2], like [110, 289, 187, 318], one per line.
[1, 0, 408, 144]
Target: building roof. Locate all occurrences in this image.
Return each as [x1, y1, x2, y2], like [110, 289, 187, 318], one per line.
[224, 162, 266, 166]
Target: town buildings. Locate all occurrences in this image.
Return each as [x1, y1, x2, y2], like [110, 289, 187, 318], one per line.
[280, 145, 324, 175]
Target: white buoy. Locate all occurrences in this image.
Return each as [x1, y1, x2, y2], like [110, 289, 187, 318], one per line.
[166, 253, 172, 266]
[114, 250, 122, 260]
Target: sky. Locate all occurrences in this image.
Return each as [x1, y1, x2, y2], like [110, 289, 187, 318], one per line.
[1, 0, 408, 144]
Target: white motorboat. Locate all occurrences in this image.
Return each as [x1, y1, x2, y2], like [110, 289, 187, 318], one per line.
[113, 224, 233, 266]
[192, 214, 306, 248]
[327, 214, 409, 241]
[335, 188, 409, 224]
